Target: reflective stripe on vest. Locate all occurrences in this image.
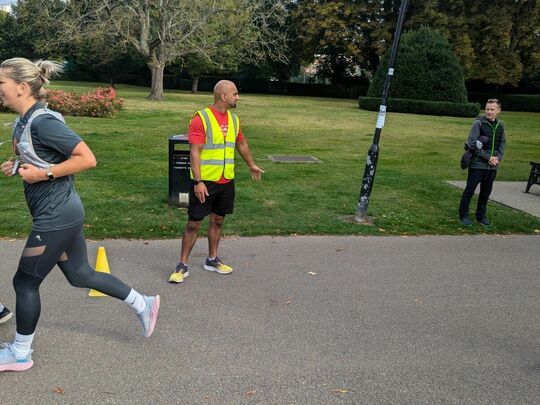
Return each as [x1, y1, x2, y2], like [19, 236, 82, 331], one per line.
[192, 108, 239, 181]
[15, 108, 65, 169]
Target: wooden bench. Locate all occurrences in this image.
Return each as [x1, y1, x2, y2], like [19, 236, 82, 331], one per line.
[525, 161, 540, 193]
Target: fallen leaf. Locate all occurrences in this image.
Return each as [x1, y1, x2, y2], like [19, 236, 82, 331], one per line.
[308, 271, 317, 275]
[285, 299, 294, 305]
[244, 389, 257, 398]
[52, 387, 65, 395]
[331, 388, 349, 394]
[203, 394, 214, 401]
[335, 248, 344, 252]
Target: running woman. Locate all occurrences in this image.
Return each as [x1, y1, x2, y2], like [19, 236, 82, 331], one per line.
[0, 58, 160, 372]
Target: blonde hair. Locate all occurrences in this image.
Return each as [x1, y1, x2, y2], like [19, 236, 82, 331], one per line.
[0, 58, 63, 101]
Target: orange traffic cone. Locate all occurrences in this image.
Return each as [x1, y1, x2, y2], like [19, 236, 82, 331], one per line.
[88, 246, 111, 297]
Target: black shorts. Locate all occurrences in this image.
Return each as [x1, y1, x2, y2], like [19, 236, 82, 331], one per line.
[188, 180, 235, 221]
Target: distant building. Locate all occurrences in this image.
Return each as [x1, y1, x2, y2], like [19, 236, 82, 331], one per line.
[0, 4, 12, 13]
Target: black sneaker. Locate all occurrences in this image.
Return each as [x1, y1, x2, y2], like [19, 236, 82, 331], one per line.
[459, 217, 473, 226]
[0, 307, 13, 324]
[477, 218, 492, 226]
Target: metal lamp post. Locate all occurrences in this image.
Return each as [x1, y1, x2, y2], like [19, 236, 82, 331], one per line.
[355, 0, 409, 223]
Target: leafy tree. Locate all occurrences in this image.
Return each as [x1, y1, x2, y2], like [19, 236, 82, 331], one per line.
[0, 0, 67, 61]
[463, 0, 540, 86]
[10, 0, 67, 59]
[0, 11, 26, 61]
[367, 27, 468, 103]
[178, 0, 294, 93]
[293, 0, 365, 83]
[403, 0, 540, 86]
[292, 0, 538, 88]
[65, 31, 147, 87]
[58, 0, 289, 100]
[292, 0, 400, 84]
[404, 0, 475, 74]
[179, 53, 233, 94]
[240, 0, 303, 82]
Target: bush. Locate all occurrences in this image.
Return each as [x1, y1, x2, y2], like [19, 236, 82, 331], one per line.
[359, 97, 480, 117]
[44, 89, 79, 115]
[368, 27, 468, 103]
[467, 93, 540, 112]
[0, 87, 123, 117]
[47, 87, 123, 117]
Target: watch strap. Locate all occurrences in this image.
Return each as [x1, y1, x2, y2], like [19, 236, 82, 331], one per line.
[46, 166, 55, 181]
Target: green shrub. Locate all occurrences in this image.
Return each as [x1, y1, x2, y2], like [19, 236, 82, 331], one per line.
[359, 97, 480, 117]
[467, 93, 540, 112]
[368, 27, 468, 103]
[48, 87, 124, 117]
[0, 87, 123, 117]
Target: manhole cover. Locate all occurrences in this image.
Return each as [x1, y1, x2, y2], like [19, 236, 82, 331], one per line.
[269, 155, 321, 163]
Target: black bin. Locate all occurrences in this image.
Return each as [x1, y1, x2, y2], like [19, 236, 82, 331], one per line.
[168, 135, 191, 207]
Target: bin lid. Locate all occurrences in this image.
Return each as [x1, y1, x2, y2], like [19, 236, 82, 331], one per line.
[169, 134, 188, 143]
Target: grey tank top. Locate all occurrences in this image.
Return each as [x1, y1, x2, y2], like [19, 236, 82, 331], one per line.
[13, 105, 85, 231]
[16, 108, 65, 169]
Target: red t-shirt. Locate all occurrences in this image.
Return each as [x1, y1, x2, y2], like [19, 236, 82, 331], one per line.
[188, 106, 244, 184]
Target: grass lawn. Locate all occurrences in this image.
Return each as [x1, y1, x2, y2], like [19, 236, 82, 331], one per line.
[0, 82, 539, 239]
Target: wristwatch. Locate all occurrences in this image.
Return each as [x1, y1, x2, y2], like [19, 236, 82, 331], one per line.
[46, 166, 55, 181]
[193, 179, 202, 185]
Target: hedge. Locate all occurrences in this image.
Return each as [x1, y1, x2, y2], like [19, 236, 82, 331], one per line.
[358, 97, 480, 117]
[467, 93, 540, 112]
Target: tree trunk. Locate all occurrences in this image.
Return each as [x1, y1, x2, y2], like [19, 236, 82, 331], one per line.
[191, 76, 199, 94]
[147, 63, 165, 101]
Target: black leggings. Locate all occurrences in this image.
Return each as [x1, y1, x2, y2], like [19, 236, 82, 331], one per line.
[13, 224, 131, 335]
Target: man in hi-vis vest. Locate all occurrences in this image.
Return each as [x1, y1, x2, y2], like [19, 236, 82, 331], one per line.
[170, 80, 264, 283]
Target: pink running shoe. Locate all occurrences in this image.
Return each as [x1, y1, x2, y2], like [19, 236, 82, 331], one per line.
[0, 343, 34, 372]
[137, 295, 160, 337]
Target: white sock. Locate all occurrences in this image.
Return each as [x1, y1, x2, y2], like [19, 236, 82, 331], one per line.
[124, 289, 146, 314]
[0, 303, 5, 312]
[13, 332, 34, 357]
[208, 257, 216, 261]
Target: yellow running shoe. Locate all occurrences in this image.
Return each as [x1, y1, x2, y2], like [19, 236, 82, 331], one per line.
[203, 257, 233, 274]
[169, 263, 189, 283]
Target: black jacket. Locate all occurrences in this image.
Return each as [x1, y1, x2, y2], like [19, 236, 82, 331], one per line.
[466, 115, 506, 170]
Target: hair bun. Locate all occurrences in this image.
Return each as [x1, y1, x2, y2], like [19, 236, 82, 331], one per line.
[35, 60, 63, 83]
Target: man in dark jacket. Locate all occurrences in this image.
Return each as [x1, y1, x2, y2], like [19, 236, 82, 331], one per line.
[459, 99, 506, 226]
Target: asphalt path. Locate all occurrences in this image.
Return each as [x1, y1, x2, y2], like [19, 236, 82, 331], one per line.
[0, 235, 539, 404]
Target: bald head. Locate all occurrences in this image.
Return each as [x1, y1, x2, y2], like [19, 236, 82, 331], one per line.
[213, 80, 236, 96]
[213, 80, 239, 111]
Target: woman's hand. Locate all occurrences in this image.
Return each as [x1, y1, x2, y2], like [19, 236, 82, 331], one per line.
[18, 163, 47, 183]
[1, 158, 17, 177]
